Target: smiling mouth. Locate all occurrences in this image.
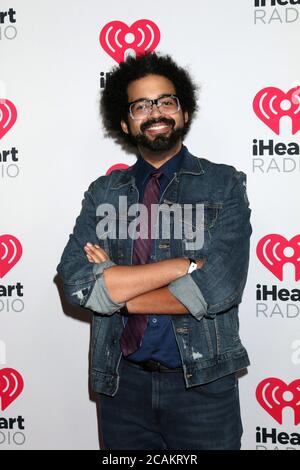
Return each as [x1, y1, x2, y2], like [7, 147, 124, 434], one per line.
[147, 124, 169, 130]
[144, 123, 171, 134]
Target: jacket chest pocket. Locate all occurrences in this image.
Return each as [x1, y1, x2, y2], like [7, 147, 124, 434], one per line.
[163, 201, 222, 258]
[96, 213, 136, 264]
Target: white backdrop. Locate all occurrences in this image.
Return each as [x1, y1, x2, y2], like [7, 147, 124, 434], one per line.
[1, 0, 299, 450]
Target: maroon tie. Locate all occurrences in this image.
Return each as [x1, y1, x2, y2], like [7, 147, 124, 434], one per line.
[120, 170, 162, 356]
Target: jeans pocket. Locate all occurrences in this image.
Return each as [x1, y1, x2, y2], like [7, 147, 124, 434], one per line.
[192, 373, 238, 397]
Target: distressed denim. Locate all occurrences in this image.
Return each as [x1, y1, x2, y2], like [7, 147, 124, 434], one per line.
[56, 146, 252, 395]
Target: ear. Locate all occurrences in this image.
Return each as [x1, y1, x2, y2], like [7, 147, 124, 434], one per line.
[120, 119, 129, 134]
[184, 111, 189, 124]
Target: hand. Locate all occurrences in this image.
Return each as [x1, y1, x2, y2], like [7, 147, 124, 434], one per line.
[184, 258, 204, 274]
[196, 259, 205, 269]
[84, 243, 110, 263]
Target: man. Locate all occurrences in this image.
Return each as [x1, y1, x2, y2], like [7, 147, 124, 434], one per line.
[57, 52, 252, 450]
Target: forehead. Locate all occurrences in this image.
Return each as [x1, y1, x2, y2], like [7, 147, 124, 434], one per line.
[127, 74, 176, 101]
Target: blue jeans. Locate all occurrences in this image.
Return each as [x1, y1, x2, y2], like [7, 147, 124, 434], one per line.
[97, 358, 243, 450]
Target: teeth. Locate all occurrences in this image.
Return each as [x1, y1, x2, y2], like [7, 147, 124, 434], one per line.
[147, 125, 168, 130]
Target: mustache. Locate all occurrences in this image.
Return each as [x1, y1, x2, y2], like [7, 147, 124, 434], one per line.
[140, 117, 175, 133]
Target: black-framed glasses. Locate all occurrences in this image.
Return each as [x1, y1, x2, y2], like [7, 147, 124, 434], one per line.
[128, 94, 181, 120]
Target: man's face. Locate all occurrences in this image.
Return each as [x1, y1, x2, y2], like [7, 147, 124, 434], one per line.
[121, 74, 188, 152]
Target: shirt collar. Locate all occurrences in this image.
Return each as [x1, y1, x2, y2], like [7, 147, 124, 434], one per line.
[136, 145, 185, 186]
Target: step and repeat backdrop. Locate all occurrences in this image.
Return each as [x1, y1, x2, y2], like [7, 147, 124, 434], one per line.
[0, 0, 299, 450]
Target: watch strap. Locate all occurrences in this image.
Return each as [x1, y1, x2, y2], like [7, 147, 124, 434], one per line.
[187, 258, 198, 274]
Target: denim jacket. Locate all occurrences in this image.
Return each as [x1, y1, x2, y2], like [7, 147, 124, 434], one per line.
[56, 146, 252, 396]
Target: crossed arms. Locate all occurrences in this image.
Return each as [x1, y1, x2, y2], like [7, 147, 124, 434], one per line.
[84, 243, 204, 315]
[56, 169, 251, 321]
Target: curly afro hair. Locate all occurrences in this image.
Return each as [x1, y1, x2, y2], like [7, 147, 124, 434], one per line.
[100, 52, 199, 153]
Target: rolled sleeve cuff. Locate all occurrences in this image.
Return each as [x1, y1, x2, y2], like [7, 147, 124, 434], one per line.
[84, 260, 125, 315]
[168, 274, 208, 321]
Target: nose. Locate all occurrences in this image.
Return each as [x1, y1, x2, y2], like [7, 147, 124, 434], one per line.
[149, 103, 162, 118]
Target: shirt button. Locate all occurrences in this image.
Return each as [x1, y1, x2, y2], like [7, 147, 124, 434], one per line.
[152, 318, 157, 324]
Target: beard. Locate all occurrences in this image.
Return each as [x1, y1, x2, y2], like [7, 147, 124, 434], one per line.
[129, 117, 188, 152]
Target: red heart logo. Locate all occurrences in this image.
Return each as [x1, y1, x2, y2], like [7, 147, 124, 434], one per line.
[0, 99, 17, 139]
[253, 86, 300, 135]
[100, 19, 160, 63]
[106, 163, 129, 175]
[256, 378, 300, 425]
[0, 234, 23, 278]
[0, 368, 24, 411]
[256, 234, 300, 281]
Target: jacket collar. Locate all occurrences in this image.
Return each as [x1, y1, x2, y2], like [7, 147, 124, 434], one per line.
[110, 145, 204, 190]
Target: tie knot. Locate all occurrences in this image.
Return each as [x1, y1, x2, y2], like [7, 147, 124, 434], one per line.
[151, 171, 162, 180]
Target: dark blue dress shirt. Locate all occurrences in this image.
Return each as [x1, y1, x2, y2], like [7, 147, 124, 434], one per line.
[125, 146, 185, 368]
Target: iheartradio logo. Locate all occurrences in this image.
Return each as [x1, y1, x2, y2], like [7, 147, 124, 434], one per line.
[0, 368, 24, 411]
[253, 86, 300, 135]
[256, 378, 300, 425]
[256, 234, 300, 281]
[106, 163, 129, 175]
[0, 99, 17, 139]
[99, 19, 160, 63]
[0, 234, 22, 278]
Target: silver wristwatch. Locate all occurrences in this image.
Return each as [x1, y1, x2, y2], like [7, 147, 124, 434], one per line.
[187, 258, 198, 274]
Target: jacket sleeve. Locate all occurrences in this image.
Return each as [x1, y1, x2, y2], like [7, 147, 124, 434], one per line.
[56, 181, 125, 315]
[168, 170, 252, 321]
